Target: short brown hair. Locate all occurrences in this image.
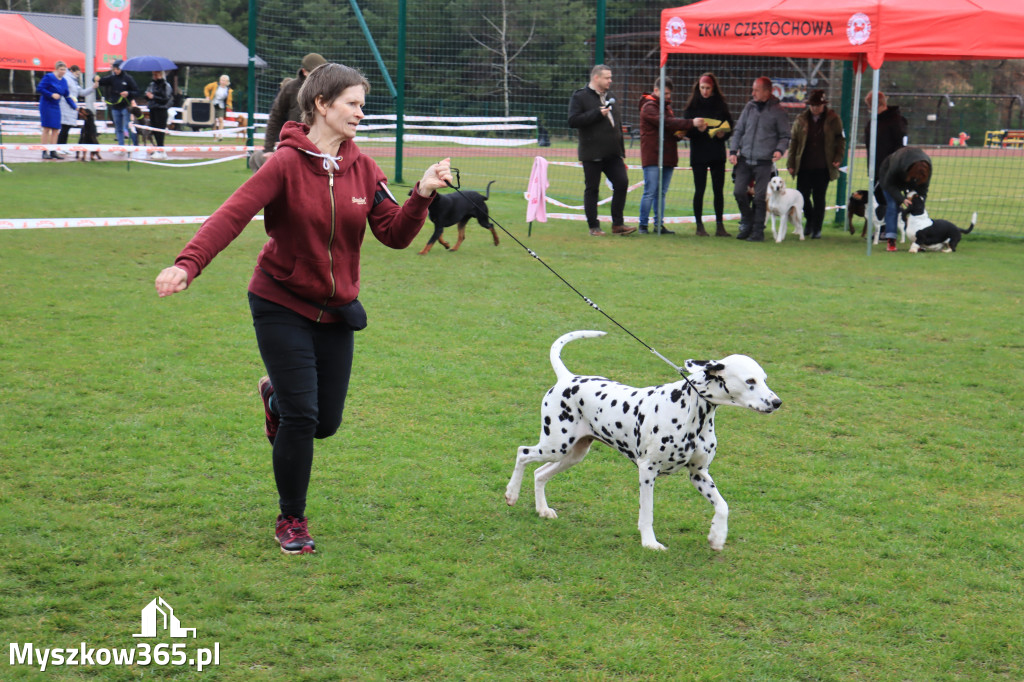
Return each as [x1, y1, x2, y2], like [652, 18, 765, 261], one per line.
[653, 77, 673, 92]
[298, 63, 371, 126]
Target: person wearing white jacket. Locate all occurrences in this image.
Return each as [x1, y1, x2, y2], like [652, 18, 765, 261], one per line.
[57, 66, 95, 155]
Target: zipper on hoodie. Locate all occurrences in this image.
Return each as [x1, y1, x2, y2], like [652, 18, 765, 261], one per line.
[318, 171, 337, 323]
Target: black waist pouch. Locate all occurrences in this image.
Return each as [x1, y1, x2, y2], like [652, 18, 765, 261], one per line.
[321, 298, 367, 331]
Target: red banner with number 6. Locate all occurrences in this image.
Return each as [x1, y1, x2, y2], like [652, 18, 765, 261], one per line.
[96, 0, 131, 70]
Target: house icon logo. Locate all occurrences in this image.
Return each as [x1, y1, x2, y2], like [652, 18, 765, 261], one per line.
[132, 597, 197, 638]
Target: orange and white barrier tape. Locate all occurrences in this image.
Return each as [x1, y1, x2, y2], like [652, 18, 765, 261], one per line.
[0, 215, 263, 231]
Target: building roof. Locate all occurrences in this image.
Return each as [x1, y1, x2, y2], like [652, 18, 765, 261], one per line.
[1, 10, 265, 69]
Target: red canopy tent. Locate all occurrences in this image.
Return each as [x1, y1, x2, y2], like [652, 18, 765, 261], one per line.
[657, 0, 1024, 251]
[0, 13, 86, 71]
[659, 0, 1024, 69]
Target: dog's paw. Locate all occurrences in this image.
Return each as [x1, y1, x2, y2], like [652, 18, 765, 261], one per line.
[708, 531, 727, 551]
[642, 540, 668, 551]
[504, 490, 518, 506]
[537, 507, 558, 519]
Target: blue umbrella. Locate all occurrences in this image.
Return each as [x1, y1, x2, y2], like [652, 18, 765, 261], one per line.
[119, 55, 177, 72]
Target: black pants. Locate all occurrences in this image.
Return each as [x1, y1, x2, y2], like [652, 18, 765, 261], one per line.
[249, 293, 354, 519]
[796, 168, 831, 235]
[691, 160, 726, 223]
[57, 124, 74, 145]
[732, 160, 774, 231]
[582, 156, 628, 230]
[149, 108, 168, 146]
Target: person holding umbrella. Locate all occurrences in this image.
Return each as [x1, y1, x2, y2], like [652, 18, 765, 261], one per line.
[145, 70, 174, 158]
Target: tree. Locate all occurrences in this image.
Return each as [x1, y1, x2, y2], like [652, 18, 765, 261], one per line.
[467, 0, 534, 117]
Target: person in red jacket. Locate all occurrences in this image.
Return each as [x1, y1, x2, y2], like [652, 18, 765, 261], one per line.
[155, 63, 452, 555]
[637, 77, 705, 234]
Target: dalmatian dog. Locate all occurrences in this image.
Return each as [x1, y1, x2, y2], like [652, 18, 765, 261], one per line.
[766, 175, 805, 242]
[505, 331, 781, 552]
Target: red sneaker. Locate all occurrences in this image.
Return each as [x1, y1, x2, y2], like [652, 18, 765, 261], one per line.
[275, 515, 316, 554]
[258, 376, 279, 445]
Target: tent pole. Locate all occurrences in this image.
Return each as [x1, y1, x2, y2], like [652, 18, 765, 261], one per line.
[83, 0, 96, 112]
[866, 69, 881, 256]
[847, 58, 863, 234]
[657, 65, 666, 234]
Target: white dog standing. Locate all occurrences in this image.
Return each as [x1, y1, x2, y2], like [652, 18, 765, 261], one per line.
[505, 331, 781, 552]
[766, 175, 805, 242]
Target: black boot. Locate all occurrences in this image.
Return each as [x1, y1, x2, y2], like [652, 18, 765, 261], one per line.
[715, 221, 731, 237]
[746, 228, 765, 242]
[695, 221, 709, 237]
[736, 223, 752, 240]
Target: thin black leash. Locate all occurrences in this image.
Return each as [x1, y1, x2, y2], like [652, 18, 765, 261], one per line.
[441, 169, 710, 400]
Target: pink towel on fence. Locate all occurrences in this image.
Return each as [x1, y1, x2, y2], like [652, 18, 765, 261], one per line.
[526, 156, 549, 223]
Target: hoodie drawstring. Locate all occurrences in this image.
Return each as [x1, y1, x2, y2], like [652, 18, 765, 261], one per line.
[301, 148, 344, 171]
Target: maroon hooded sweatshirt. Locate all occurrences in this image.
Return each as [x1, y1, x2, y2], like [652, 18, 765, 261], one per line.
[638, 92, 694, 168]
[174, 121, 434, 323]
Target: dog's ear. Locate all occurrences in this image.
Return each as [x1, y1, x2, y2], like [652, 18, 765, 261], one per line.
[685, 359, 725, 374]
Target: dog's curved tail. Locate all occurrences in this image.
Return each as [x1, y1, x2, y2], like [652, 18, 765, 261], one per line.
[550, 330, 606, 381]
[484, 180, 496, 200]
[962, 213, 976, 234]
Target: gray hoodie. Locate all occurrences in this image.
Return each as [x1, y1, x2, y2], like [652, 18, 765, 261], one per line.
[730, 96, 790, 163]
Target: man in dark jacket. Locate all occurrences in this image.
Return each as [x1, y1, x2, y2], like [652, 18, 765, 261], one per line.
[729, 77, 791, 242]
[637, 78, 705, 234]
[864, 91, 909, 250]
[568, 65, 635, 236]
[251, 53, 327, 171]
[98, 60, 138, 147]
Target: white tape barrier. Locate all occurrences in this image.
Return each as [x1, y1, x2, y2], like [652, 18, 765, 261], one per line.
[543, 212, 744, 225]
[527, 182, 645, 211]
[1, 143, 253, 153]
[546, 159, 692, 172]
[1, 214, 264, 231]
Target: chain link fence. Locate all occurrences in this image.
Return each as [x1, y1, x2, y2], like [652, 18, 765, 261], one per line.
[254, 1, 1023, 237]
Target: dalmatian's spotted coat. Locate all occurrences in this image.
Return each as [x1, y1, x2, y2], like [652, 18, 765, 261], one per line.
[505, 330, 781, 551]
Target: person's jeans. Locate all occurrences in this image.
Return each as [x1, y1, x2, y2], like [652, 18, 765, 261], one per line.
[882, 188, 900, 239]
[582, 156, 628, 229]
[110, 107, 130, 146]
[639, 166, 674, 228]
[249, 293, 355, 518]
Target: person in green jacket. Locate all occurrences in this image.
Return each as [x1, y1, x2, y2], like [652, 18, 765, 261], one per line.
[786, 89, 845, 239]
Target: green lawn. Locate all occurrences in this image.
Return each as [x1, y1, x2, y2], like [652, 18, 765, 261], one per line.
[1, 159, 1022, 680]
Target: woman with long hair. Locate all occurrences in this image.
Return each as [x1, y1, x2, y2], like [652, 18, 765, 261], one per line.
[683, 73, 733, 236]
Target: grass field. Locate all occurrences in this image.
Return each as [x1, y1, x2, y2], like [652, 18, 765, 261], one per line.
[2, 160, 1023, 680]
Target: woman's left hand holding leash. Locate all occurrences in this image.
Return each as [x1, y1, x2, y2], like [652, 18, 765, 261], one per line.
[155, 266, 189, 297]
[417, 157, 452, 197]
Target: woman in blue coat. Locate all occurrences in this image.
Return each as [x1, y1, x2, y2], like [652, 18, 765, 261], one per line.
[37, 61, 78, 160]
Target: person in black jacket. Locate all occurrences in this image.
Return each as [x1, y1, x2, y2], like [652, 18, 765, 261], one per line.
[98, 60, 139, 148]
[568, 65, 635, 236]
[144, 70, 174, 157]
[683, 72, 734, 237]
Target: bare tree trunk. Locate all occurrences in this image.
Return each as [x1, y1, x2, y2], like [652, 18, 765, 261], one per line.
[468, 0, 535, 118]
